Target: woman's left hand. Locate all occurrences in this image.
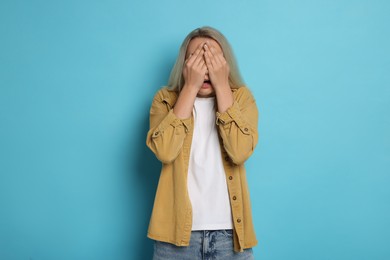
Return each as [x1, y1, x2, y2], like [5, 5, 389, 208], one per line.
[204, 42, 230, 90]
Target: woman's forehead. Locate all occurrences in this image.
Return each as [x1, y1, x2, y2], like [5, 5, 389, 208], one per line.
[187, 37, 222, 52]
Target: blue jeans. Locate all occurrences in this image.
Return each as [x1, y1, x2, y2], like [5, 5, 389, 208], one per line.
[153, 229, 254, 260]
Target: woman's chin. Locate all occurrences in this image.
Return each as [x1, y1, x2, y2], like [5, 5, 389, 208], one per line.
[197, 87, 215, 97]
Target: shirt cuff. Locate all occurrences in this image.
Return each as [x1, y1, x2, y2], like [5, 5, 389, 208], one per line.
[215, 100, 245, 129]
[154, 109, 192, 137]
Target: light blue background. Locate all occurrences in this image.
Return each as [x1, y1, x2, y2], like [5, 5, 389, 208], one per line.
[1, 0, 389, 259]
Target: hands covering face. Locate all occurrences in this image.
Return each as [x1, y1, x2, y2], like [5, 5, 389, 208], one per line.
[203, 41, 230, 90]
[182, 39, 230, 91]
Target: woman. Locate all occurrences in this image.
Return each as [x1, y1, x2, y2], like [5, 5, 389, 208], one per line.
[146, 26, 259, 259]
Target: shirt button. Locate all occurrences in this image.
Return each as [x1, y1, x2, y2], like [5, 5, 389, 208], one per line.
[244, 127, 249, 132]
[233, 196, 237, 200]
[154, 131, 159, 136]
[229, 176, 233, 180]
[237, 218, 241, 223]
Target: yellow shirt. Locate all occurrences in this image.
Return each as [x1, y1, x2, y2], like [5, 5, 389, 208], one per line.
[145, 85, 259, 253]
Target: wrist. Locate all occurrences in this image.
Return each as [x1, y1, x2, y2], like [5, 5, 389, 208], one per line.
[182, 84, 199, 95]
[214, 83, 231, 94]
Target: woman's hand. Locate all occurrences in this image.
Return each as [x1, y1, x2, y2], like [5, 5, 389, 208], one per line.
[182, 41, 208, 90]
[204, 42, 230, 90]
[204, 41, 233, 113]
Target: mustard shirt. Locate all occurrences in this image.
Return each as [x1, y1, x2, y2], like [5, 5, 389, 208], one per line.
[145, 85, 259, 253]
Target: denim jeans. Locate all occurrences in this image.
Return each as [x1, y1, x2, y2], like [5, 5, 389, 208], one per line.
[153, 229, 254, 260]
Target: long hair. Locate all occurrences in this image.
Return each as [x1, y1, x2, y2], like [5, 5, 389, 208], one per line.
[167, 26, 245, 92]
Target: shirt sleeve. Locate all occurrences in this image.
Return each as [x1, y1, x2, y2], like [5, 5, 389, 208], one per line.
[215, 87, 259, 165]
[146, 89, 192, 164]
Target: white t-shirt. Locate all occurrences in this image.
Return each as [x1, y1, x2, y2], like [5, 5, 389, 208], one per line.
[187, 96, 234, 231]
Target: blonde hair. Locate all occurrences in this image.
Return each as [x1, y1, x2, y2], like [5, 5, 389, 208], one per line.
[167, 26, 245, 92]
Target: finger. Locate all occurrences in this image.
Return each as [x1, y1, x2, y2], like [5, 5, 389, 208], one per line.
[187, 42, 205, 66]
[186, 52, 198, 66]
[215, 48, 226, 64]
[202, 54, 209, 72]
[193, 42, 206, 58]
[197, 57, 206, 73]
[209, 45, 223, 66]
[194, 49, 205, 67]
[208, 45, 223, 60]
[185, 53, 193, 64]
[202, 63, 209, 76]
[201, 61, 207, 70]
[217, 48, 227, 65]
[204, 44, 217, 68]
[204, 48, 213, 69]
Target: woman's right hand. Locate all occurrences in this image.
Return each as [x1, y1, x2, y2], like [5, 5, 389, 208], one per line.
[182, 41, 207, 91]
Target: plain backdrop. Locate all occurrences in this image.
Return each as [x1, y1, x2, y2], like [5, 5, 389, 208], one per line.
[0, 0, 389, 259]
